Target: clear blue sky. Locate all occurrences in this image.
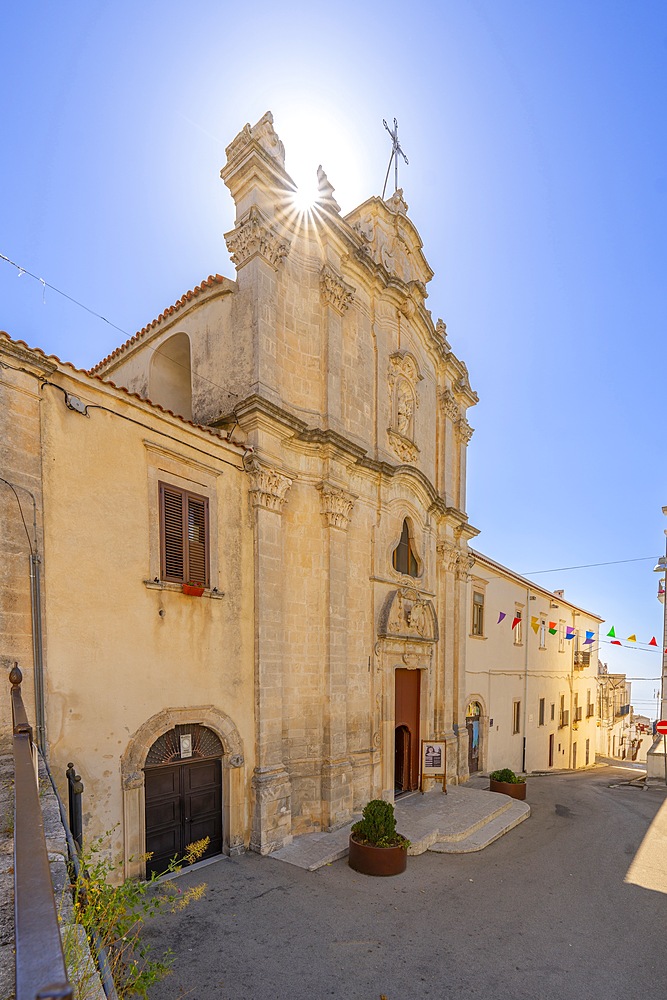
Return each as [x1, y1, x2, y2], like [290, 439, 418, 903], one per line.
[3, 1, 666, 717]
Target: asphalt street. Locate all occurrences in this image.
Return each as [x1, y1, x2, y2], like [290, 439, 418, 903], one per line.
[144, 767, 667, 1000]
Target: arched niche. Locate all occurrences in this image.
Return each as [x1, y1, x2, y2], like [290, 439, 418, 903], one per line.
[149, 332, 193, 420]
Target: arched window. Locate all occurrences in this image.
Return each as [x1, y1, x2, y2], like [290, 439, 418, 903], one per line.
[149, 332, 193, 420]
[392, 519, 419, 577]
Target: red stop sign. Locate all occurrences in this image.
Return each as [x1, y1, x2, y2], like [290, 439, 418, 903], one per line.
[656, 720, 667, 735]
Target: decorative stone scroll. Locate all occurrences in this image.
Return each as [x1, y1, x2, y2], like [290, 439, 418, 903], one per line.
[244, 456, 292, 512]
[436, 318, 451, 350]
[317, 482, 356, 529]
[225, 111, 286, 167]
[225, 205, 290, 271]
[320, 265, 355, 313]
[386, 429, 419, 464]
[378, 588, 438, 642]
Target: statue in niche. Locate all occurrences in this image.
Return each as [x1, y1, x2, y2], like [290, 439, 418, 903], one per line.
[396, 380, 414, 438]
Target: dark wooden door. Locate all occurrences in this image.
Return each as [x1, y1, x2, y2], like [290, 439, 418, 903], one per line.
[145, 758, 222, 877]
[395, 669, 420, 792]
[548, 733, 554, 768]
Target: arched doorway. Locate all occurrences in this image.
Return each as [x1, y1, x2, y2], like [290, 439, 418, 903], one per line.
[466, 701, 482, 774]
[144, 724, 223, 876]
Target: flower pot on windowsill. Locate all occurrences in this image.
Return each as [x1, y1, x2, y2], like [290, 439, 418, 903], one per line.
[182, 583, 205, 596]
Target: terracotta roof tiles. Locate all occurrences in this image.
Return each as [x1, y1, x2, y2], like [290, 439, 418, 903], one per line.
[89, 273, 227, 374]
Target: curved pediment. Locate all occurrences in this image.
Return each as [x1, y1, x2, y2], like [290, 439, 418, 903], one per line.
[377, 588, 438, 642]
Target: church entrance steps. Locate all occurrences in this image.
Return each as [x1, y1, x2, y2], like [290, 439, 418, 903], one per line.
[268, 785, 530, 871]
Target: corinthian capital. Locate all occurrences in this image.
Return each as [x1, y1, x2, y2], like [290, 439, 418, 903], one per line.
[317, 482, 356, 529]
[320, 265, 355, 313]
[457, 418, 474, 444]
[244, 456, 292, 512]
[225, 205, 290, 271]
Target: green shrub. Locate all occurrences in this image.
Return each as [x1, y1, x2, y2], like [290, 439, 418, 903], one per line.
[350, 799, 409, 848]
[489, 768, 525, 784]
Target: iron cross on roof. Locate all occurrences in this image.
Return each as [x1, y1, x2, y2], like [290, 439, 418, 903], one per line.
[382, 117, 409, 199]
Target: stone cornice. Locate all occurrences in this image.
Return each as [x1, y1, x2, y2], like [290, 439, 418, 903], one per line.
[0, 334, 58, 375]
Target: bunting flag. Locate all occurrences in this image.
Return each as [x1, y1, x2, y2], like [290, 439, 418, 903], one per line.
[627, 634, 637, 642]
[497, 612, 506, 624]
[649, 637, 658, 646]
[531, 616, 539, 634]
[565, 627, 575, 640]
[611, 640, 622, 645]
[512, 616, 521, 630]
[548, 622, 558, 634]
[607, 626, 616, 637]
[584, 631, 594, 645]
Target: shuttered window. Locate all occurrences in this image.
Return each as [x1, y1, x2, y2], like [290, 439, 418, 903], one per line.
[159, 482, 209, 586]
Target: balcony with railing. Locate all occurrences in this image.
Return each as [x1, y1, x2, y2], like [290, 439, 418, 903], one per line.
[559, 709, 570, 729]
[574, 650, 591, 669]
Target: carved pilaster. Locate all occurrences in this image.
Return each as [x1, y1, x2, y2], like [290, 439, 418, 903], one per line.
[225, 205, 290, 271]
[437, 542, 475, 581]
[244, 456, 292, 512]
[437, 540, 459, 574]
[317, 482, 356, 530]
[320, 265, 355, 313]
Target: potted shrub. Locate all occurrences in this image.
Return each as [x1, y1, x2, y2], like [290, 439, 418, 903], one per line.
[348, 799, 410, 876]
[182, 581, 205, 596]
[489, 768, 527, 800]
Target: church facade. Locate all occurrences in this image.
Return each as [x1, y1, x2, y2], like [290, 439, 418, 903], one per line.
[2, 112, 484, 873]
[92, 112, 481, 856]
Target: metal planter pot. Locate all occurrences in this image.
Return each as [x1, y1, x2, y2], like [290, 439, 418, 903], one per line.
[348, 836, 408, 876]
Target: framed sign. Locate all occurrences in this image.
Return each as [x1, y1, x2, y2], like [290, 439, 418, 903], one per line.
[421, 740, 447, 792]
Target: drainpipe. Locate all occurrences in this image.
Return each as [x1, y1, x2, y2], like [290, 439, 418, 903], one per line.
[1, 480, 45, 752]
[522, 587, 532, 773]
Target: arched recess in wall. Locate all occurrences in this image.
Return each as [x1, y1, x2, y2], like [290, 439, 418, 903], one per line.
[465, 696, 487, 775]
[149, 332, 193, 420]
[392, 517, 422, 578]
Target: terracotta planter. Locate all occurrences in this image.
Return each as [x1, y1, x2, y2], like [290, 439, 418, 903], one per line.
[182, 583, 205, 596]
[348, 836, 408, 876]
[489, 778, 526, 800]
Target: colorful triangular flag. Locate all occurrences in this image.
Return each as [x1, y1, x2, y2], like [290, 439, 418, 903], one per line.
[584, 631, 594, 645]
[565, 627, 575, 640]
[548, 621, 557, 634]
[497, 612, 506, 624]
[531, 616, 539, 634]
[607, 626, 616, 637]
[627, 634, 637, 642]
[649, 636, 658, 646]
[611, 640, 622, 645]
[512, 616, 521, 630]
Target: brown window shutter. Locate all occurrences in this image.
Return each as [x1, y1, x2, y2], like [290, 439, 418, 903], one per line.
[186, 495, 209, 586]
[160, 484, 186, 581]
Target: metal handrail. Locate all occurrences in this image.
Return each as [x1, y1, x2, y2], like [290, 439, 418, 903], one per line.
[10, 663, 72, 1000]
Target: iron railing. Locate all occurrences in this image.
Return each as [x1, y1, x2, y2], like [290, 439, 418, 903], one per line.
[10, 663, 72, 1000]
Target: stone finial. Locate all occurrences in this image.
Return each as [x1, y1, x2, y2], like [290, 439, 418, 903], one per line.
[436, 318, 451, 350]
[316, 166, 341, 213]
[225, 111, 285, 168]
[9, 663, 22, 687]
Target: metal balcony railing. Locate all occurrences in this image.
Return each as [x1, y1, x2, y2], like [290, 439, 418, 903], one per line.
[10, 663, 72, 1000]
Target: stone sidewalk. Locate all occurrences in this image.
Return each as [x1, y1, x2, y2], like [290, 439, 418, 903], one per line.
[269, 777, 529, 871]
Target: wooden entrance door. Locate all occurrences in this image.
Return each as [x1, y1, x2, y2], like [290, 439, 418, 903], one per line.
[548, 733, 555, 768]
[395, 669, 420, 793]
[145, 758, 222, 877]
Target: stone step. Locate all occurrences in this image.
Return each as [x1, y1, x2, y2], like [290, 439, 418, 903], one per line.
[428, 799, 530, 854]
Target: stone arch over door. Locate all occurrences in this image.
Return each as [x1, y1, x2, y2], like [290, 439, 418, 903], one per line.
[121, 706, 246, 878]
[465, 694, 488, 775]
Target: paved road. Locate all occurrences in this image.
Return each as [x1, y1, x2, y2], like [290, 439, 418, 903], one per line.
[145, 767, 667, 1000]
